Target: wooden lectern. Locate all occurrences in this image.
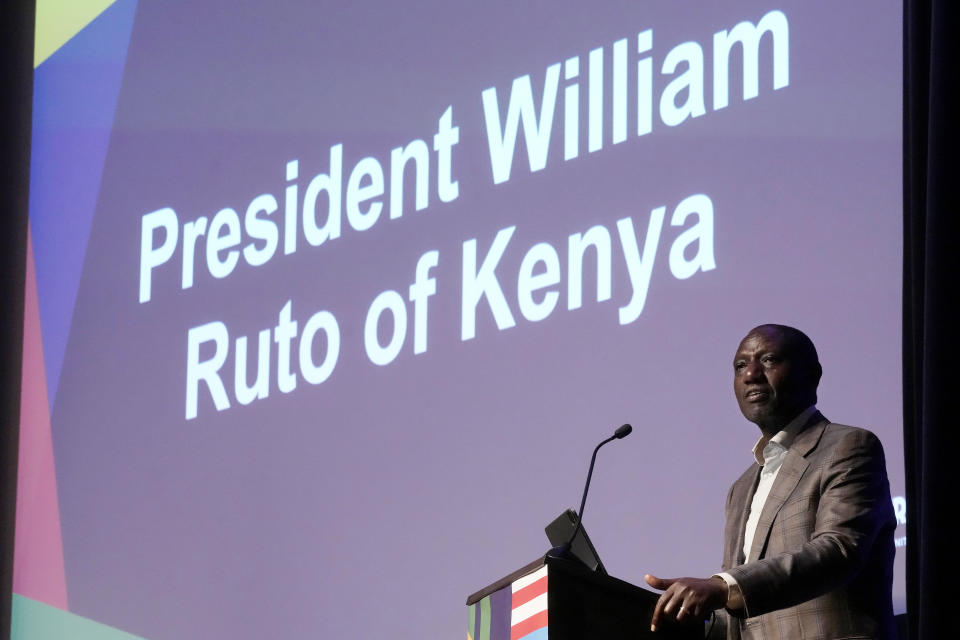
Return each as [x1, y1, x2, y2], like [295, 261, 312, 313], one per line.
[466, 555, 702, 640]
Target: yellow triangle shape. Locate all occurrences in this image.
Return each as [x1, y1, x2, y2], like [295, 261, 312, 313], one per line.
[34, 0, 120, 68]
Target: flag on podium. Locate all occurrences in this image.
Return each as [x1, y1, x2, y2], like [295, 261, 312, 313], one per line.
[467, 565, 549, 640]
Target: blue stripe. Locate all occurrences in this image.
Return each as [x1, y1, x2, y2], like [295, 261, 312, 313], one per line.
[516, 627, 549, 640]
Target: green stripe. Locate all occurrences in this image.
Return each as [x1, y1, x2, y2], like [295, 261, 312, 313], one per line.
[467, 603, 476, 639]
[478, 595, 491, 640]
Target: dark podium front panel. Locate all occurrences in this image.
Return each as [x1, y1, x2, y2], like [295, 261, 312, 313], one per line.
[467, 556, 702, 640]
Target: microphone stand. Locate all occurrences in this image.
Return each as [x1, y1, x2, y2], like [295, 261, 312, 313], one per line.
[547, 424, 632, 562]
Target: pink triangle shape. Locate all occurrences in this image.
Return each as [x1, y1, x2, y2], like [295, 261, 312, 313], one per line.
[14, 224, 69, 610]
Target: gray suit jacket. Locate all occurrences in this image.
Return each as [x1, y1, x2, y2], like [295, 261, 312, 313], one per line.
[712, 413, 896, 640]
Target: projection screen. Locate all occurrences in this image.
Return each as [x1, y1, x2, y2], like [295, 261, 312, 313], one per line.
[13, 1, 904, 638]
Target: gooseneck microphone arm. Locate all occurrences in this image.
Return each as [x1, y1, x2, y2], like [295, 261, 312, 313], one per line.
[551, 423, 632, 559]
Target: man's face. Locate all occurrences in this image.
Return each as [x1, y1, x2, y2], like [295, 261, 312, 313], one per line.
[733, 327, 815, 433]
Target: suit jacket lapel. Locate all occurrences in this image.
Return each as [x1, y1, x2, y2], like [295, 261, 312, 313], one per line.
[727, 465, 760, 569]
[746, 413, 828, 563]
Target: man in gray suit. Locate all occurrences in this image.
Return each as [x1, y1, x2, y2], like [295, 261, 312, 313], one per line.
[645, 324, 896, 639]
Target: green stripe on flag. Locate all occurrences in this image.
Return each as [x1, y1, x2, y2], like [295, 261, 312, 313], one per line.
[478, 595, 491, 640]
[467, 603, 476, 640]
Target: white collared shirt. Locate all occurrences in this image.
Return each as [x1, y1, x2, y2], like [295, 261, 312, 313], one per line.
[717, 405, 817, 609]
[740, 405, 816, 559]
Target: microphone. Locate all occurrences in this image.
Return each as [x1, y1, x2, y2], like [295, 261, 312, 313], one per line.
[547, 423, 632, 562]
[613, 423, 633, 439]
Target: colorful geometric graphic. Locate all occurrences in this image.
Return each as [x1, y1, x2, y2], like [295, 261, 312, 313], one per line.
[34, 0, 120, 67]
[13, 228, 67, 610]
[15, 0, 139, 636]
[29, 0, 137, 410]
[11, 595, 146, 640]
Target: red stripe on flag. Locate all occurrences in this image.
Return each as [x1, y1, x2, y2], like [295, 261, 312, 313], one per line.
[511, 609, 548, 639]
[511, 575, 548, 608]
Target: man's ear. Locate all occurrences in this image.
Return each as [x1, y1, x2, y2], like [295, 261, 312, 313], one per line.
[805, 363, 822, 402]
[812, 363, 823, 386]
